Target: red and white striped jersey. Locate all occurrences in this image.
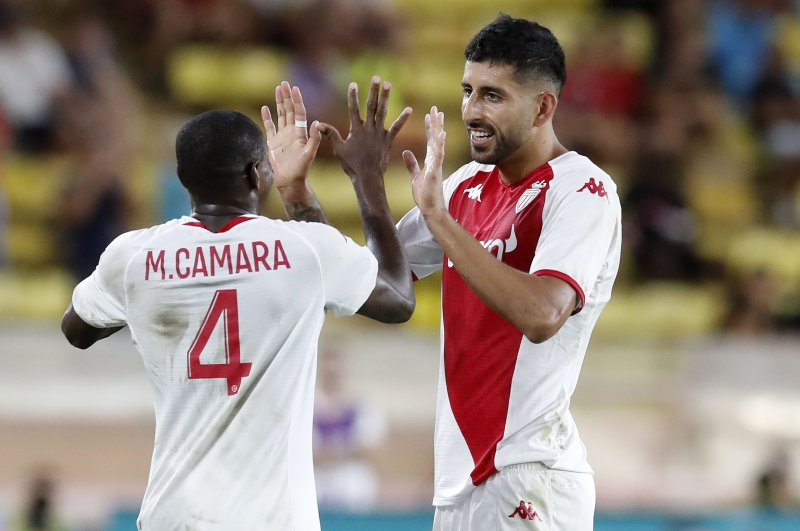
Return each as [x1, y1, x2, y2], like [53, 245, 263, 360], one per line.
[71, 215, 378, 530]
[397, 151, 622, 505]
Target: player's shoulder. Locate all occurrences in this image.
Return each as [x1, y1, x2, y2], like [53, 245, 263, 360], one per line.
[447, 160, 494, 183]
[443, 161, 494, 193]
[108, 218, 190, 252]
[549, 151, 618, 197]
[280, 219, 342, 238]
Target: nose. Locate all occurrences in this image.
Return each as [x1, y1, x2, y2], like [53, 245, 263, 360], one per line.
[462, 93, 481, 123]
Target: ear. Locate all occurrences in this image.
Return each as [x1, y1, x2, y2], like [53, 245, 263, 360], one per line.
[247, 160, 260, 192]
[533, 92, 559, 128]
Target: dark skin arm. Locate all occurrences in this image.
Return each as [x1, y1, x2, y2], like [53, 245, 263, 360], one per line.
[318, 77, 415, 323]
[61, 304, 124, 349]
[267, 77, 415, 322]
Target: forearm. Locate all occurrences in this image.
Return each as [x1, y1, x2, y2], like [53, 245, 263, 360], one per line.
[61, 305, 125, 349]
[352, 174, 415, 322]
[423, 209, 574, 342]
[277, 182, 328, 224]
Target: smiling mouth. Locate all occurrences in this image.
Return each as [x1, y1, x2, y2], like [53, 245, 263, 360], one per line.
[469, 129, 494, 147]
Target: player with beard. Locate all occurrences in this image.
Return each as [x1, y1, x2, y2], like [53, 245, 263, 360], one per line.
[291, 14, 622, 531]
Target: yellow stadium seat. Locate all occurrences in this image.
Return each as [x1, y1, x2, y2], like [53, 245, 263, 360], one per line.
[0, 269, 73, 320]
[687, 178, 759, 227]
[777, 14, 800, 73]
[594, 282, 726, 341]
[168, 45, 288, 107]
[725, 227, 800, 289]
[3, 154, 69, 219]
[6, 224, 56, 267]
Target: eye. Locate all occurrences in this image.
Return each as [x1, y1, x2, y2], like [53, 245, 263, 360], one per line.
[462, 86, 472, 97]
[486, 92, 501, 102]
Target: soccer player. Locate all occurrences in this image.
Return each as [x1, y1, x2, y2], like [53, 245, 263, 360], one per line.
[291, 15, 622, 531]
[60, 80, 414, 530]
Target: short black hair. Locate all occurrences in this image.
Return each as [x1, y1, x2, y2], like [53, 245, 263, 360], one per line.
[175, 110, 266, 193]
[465, 13, 566, 94]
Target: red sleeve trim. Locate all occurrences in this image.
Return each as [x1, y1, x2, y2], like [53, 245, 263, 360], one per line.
[411, 271, 419, 282]
[533, 269, 585, 315]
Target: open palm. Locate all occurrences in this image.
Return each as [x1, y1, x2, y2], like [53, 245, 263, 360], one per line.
[261, 81, 322, 189]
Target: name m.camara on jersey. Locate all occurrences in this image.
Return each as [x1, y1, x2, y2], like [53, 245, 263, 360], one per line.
[60, 79, 414, 530]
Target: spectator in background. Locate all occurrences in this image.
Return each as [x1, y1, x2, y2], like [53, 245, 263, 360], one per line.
[707, 0, 782, 107]
[11, 471, 64, 531]
[754, 447, 795, 511]
[56, 13, 139, 282]
[750, 48, 800, 227]
[0, 0, 72, 152]
[313, 346, 387, 511]
[58, 130, 129, 282]
[724, 268, 781, 335]
[623, 148, 711, 282]
[283, 1, 346, 126]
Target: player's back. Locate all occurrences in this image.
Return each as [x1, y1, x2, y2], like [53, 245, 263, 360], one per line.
[103, 214, 368, 530]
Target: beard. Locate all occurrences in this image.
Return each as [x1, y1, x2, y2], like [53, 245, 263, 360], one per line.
[467, 125, 526, 165]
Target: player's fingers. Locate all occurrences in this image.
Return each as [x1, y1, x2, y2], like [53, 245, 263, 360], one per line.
[432, 130, 446, 170]
[275, 84, 286, 129]
[318, 122, 345, 149]
[375, 80, 390, 128]
[291, 85, 308, 134]
[402, 150, 420, 177]
[261, 106, 276, 139]
[388, 106, 412, 141]
[305, 121, 323, 157]
[424, 112, 431, 143]
[347, 82, 362, 128]
[280, 81, 295, 127]
[365, 76, 380, 126]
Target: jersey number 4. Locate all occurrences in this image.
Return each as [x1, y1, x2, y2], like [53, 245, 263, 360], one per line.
[187, 289, 252, 395]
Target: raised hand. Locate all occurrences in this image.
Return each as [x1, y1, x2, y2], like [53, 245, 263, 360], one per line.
[318, 76, 412, 182]
[403, 106, 447, 216]
[261, 81, 322, 190]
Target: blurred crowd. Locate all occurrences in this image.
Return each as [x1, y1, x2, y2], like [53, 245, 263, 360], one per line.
[0, 0, 798, 335]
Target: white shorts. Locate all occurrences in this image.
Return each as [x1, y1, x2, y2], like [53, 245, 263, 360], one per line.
[432, 463, 595, 531]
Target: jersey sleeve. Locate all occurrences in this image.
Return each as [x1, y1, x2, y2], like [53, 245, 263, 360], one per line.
[396, 162, 486, 280]
[294, 222, 379, 317]
[529, 174, 619, 313]
[396, 206, 442, 280]
[71, 231, 138, 327]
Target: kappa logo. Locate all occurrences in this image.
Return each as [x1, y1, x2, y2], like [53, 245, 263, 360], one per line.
[464, 183, 484, 202]
[508, 500, 542, 521]
[515, 180, 547, 213]
[577, 178, 607, 197]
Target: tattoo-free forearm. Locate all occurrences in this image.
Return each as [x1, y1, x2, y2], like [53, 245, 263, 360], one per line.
[352, 174, 415, 322]
[422, 208, 575, 342]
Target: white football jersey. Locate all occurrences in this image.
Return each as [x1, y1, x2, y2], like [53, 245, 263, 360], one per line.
[397, 151, 622, 505]
[72, 215, 378, 530]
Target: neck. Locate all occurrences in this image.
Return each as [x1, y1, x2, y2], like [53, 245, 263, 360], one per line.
[190, 202, 256, 231]
[497, 128, 567, 184]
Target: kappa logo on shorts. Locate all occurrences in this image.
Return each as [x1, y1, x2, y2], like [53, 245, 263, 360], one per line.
[508, 500, 542, 521]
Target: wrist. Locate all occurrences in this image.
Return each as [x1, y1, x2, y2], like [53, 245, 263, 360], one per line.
[276, 180, 312, 197]
[421, 206, 451, 227]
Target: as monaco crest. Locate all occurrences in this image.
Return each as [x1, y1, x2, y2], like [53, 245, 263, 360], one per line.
[515, 180, 547, 213]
